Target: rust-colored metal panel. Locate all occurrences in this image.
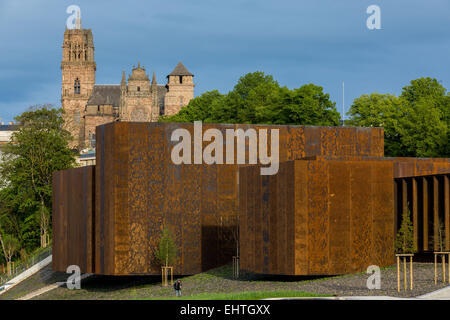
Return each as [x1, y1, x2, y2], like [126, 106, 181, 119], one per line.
[52, 166, 94, 273]
[268, 168, 278, 274]
[371, 162, 395, 267]
[412, 178, 418, 250]
[261, 175, 270, 274]
[328, 162, 351, 274]
[445, 175, 450, 251]
[402, 179, 408, 218]
[239, 166, 249, 272]
[239, 158, 395, 276]
[433, 176, 439, 251]
[286, 161, 296, 275]
[287, 126, 306, 160]
[294, 161, 308, 275]
[54, 123, 388, 275]
[350, 162, 373, 272]
[355, 127, 371, 156]
[394, 158, 450, 178]
[336, 127, 356, 156]
[423, 177, 429, 251]
[307, 158, 329, 274]
[304, 126, 321, 156]
[320, 127, 337, 157]
[254, 167, 262, 274]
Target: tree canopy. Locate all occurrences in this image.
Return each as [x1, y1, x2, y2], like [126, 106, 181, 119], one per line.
[0, 105, 75, 261]
[161, 71, 341, 126]
[347, 77, 449, 158]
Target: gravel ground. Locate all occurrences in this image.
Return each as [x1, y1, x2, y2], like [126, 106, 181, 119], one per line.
[20, 262, 449, 300]
[295, 263, 449, 298]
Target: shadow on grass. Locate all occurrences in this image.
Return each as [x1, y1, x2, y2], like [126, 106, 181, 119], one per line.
[78, 274, 162, 293]
[193, 263, 334, 283]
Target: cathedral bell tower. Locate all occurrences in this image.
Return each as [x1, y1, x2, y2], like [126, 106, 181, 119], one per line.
[61, 12, 96, 150]
[164, 62, 194, 116]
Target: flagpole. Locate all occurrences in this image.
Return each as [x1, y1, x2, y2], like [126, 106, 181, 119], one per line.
[342, 82, 345, 126]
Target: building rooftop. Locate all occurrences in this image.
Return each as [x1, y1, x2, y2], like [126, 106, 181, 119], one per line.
[0, 125, 18, 131]
[168, 62, 193, 77]
[87, 85, 121, 107]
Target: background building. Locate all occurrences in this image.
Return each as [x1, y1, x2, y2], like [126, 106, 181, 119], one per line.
[61, 17, 194, 150]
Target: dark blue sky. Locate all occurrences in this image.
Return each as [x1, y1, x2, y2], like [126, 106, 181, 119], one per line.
[0, 0, 448, 123]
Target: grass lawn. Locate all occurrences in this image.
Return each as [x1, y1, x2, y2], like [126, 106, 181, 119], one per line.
[3, 261, 443, 300]
[144, 290, 327, 300]
[26, 263, 330, 300]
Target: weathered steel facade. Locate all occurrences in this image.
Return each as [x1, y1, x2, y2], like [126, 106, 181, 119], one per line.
[52, 166, 95, 273]
[52, 122, 449, 276]
[239, 158, 395, 275]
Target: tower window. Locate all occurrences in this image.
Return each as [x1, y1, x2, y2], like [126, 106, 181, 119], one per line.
[89, 132, 96, 148]
[74, 78, 81, 94]
[137, 86, 140, 92]
[179, 76, 183, 84]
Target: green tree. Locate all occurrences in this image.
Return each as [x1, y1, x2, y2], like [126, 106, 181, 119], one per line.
[1, 234, 20, 267]
[399, 78, 449, 157]
[397, 96, 447, 157]
[160, 90, 224, 123]
[348, 78, 449, 157]
[276, 84, 340, 125]
[162, 71, 340, 126]
[155, 226, 177, 267]
[347, 93, 404, 156]
[0, 105, 75, 249]
[395, 208, 415, 254]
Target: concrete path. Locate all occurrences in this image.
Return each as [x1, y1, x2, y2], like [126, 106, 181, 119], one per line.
[416, 285, 450, 300]
[264, 296, 414, 300]
[265, 285, 450, 300]
[0, 255, 52, 295]
[17, 283, 61, 300]
[17, 273, 93, 300]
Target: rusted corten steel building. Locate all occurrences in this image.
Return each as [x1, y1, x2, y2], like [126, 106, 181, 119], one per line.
[52, 122, 450, 276]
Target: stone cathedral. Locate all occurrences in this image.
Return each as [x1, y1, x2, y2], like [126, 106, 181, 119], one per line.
[61, 19, 194, 150]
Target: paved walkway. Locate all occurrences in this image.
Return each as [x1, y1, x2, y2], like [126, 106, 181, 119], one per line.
[0, 255, 52, 295]
[416, 285, 450, 299]
[265, 284, 450, 300]
[17, 283, 61, 300]
[17, 273, 93, 300]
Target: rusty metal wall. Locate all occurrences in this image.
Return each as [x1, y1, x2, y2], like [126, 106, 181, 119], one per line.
[393, 158, 450, 178]
[54, 122, 385, 275]
[52, 166, 95, 273]
[239, 158, 395, 276]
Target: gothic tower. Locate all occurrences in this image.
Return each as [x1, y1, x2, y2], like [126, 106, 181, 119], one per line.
[61, 13, 96, 149]
[119, 63, 154, 122]
[164, 62, 195, 116]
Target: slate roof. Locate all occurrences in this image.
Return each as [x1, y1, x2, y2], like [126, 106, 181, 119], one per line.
[86, 83, 168, 115]
[0, 125, 19, 131]
[168, 62, 193, 77]
[87, 85, 121, 107]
